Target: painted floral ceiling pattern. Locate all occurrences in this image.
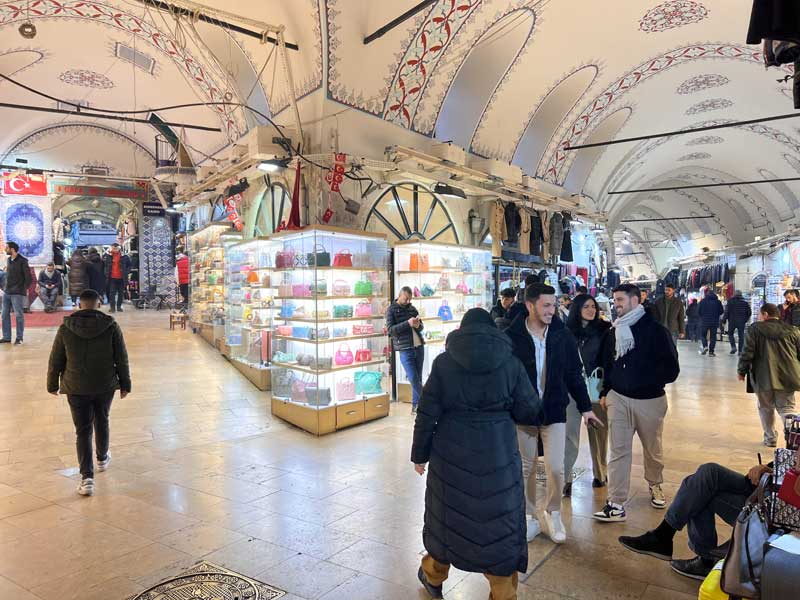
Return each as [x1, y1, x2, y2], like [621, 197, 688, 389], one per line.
[639, 1, 710, 33]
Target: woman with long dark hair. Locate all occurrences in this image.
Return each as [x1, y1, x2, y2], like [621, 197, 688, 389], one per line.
[563, 293, 614, 495]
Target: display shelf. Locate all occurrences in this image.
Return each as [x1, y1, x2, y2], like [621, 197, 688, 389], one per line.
[275, 295, 373, 301]
[272, 266, 383, 273]
[274, 333, 384, 343]
[279, 315, 383, 323]
[272, 358, 386, 375]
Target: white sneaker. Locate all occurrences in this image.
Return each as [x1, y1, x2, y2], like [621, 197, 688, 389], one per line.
[542, 510, 567, 544]
[77, 478, 95, 496]
[650, 484, 667, 509]
[97, 453, 111, 472]
[526, 517, 540, 542]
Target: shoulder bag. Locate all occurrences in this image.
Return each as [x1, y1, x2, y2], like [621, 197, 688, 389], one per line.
[307, 244, 330, 267]
[333, 250, 353, 267]
[335, 343, 354, 366]
[355, 371, 383, 395]
[337, 378, 356, 401]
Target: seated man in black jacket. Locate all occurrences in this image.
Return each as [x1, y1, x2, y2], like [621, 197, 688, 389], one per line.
[385, 286, 425, 414]
[38, 262, 63, 313]
[594, 284, 680, 524]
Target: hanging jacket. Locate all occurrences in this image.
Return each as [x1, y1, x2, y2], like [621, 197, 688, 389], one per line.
[411, 320, 541, 576]
[530, 211, 544, 258]
[489, 201, 507, 258]
[504, 203, 521, 245]
[518, 210, 531, 255]
[540, 212, 551, 262]
[746, 1, 800, 45]
[560, 212, 574, 262]
[549, 212, 564, 260]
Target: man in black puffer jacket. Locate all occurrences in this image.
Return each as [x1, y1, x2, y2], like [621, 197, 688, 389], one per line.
[385, 286, 425, 413]
[722, 291, 752, 355]
[411, 308, 540, 600]
[506, 283, 600, 545]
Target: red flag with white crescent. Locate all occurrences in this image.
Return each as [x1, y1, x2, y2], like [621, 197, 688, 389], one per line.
[1, 172, 48, 196]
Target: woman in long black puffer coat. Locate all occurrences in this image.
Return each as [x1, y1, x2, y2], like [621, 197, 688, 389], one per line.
[411, 308, 541, 600]
[67, 250, 88, 304]
[86, 248, 107, 303]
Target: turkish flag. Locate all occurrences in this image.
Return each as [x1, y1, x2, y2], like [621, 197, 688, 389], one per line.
[2, 172, 48, 196]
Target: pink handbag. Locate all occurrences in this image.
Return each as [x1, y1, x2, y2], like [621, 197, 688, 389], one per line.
[292, 284, 311, 297]
[352, 323, 374, 335]
[355, 300, 373, 317]
[333, 279, 350, 296]
[276, 325, 293, 337]
[335, 343, 354, 365]
[291, 379, 307, 402]
[337, 378, 356, 401]
[456, 281, 469, 294]
[276, 249, 295, 269]
[278, 283, 293, 297]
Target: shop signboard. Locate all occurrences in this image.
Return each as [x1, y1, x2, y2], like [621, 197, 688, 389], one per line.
[142, 202, 166, 217]
[49, 179, 148, 201]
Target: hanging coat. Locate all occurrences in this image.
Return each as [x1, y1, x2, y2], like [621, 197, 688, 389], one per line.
[518, 210, 531, 255]
[549, 212, 564, 260]
[540, 212, 552, 263]
[530, 211, 544, 258]
[489, 201, 507, 258]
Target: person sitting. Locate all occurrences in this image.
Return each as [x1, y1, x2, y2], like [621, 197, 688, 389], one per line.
[38, 262, 62, 313]
[618, 461, 772, 580]
[491, 288, 517, 326]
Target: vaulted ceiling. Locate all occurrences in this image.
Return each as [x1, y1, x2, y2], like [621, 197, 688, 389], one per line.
[1, 0, 796, 260]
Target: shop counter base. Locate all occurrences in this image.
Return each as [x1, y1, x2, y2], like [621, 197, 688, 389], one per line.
[271, 393, 390, 435]
[198, 324, 216, 348]
[230, 359, 272, 391]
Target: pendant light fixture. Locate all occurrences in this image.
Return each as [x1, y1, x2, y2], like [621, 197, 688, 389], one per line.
[18, 1, 36, 39]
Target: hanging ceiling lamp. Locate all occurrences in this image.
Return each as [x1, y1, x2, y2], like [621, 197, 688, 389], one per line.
[18, 2, 36, 39]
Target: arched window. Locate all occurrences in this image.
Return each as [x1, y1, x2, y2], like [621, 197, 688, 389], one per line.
[365, 182, 459, 244]
[251, 183, 291, 237]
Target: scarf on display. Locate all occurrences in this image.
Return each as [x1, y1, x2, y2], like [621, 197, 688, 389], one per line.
[612, 304, 645, 358]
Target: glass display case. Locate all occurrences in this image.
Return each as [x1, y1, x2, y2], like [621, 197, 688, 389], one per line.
[268, 226, 391, 435]
[392, 240, 494, 403]
[224, 237, 279, 390]
[188, 223, 239, 348]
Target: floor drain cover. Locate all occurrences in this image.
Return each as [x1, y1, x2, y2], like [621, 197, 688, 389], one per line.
[128, 561, 286, 600]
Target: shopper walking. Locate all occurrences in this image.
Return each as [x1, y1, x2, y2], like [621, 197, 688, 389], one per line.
[47, 289, 131, 496]
[722, 291, 751, 355]
[38, 262, 62, 313]
[67, 249, 89, 305]
[697, 290, 723, 356]
[654, 284, 685, 345]
[1, 241, 31, 345]
[686, 298, 699, 342]
[86, 248, 106, 303]
[412, 308, 541, 600]
[563, 294, 614, 495]
[781, 289, 800, 327]
[386, 286, 425, 414]
[593, 284, 680, 523]
[737, 303, 800, 447]
[507, 283, 600, 543]
[103, 243, 130, 313]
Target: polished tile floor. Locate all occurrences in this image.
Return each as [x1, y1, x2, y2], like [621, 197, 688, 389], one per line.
[0, 312, 771, 599]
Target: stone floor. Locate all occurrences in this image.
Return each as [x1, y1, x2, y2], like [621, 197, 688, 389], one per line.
[0, 310, 773, 599]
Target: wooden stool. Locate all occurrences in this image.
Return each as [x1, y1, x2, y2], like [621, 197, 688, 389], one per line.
[170, 312, 187, 330]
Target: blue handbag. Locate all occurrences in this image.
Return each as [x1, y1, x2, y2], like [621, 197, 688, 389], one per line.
[291, 326, 311, 339]
[280, 303, 295, 318]
[437, 300, 453, 321]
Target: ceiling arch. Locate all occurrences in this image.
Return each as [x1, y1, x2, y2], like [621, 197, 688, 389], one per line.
[565, 106, 632, 194]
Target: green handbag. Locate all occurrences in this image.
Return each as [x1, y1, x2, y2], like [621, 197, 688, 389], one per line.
[333, 304, 353, 318]
[355, 371, 382, 395]
[354, 280, 373, 296]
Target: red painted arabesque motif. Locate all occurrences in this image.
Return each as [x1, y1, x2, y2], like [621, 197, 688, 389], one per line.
[384, 0, 480, 127]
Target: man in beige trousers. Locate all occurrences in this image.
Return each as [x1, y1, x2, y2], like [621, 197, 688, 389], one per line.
[593, 284, 680, 523]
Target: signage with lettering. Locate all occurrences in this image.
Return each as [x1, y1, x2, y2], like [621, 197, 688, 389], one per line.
[142, 202, 166, 216]
[49, 179, 148, 200]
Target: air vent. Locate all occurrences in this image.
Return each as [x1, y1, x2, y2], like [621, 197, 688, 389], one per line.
[115, 42, 155, 74]
[81, 165, 110, 176]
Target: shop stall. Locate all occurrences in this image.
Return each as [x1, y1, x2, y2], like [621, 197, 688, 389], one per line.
[392, 240, 493, 403]
[188, 222, 240, 348]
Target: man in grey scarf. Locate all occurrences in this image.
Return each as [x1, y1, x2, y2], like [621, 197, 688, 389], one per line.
[593, 284, 680, 524]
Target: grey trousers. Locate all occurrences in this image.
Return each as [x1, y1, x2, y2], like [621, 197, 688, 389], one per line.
[565, 400, 609, 483]
[607, 391, 668, 504]
[755, 389, 796, 444]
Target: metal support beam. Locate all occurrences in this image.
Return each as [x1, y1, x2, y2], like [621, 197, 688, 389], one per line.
[364, 1, 437, 44]
[610, 176, 800, 195]
[621, 216, 715, 222]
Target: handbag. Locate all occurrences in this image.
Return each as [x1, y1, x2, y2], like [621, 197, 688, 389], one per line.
[312, 310, 331, 319]
[421, 284, 435, 297]
[276, 249, 295, 269]
[295, 353, 314, 366]
[309, 327, 330, 340]
[761, 536, 800, 600]
[312, 281, 327, 296]
[355, 300, 373, 317]
[455, 281, 469, 294]
[334, 327, 348, 338]
[272, 351, 294, 362]
[721, 473, 772, 599]
[335, 343, 354, 366]
[306, 244, 331, 267]
[272, 369, 295, 397]
[246, 270, 260, 285]
[333, 250, 353, 267]
[355, 371, 382, 395]
[413, 286, 421, 298]
[772, 448, 800, 529]
[305, 386, 332, 406]
[292, 284, 311, 297]
[457, 255, 472, 272]
[438, 300, 453, 321]
[279, 304, 295, 318]
[291, 378, 307, 403]
[291, 326, 311, 339]
[410, 252, 429, 272]
[261, 273, 271, 288]
[352, 324, 374, 335]
[334, 305, 353, 318]
[355, 348, 372, 363]
[311, 356, 333, 370]
[333, 280, 351, 296]
[438, 274, 451, 290]
[278, 283, 293, 297]
[337, 378, 356, 401]
[354, 280, 373, 296]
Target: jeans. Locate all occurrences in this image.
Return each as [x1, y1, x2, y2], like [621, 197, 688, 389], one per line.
[665, 463, 753, 558]
[39, 286, 59, 308]
[728, 323, 746, 353]
[1, 293, 26, 341]
[399, 346, 425, 408]
[700, 325, 718, 352]
[67, 392, 115, 479]
[108, 278, 125, 310]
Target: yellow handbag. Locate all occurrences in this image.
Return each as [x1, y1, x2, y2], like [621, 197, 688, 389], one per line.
[699, 561, 729, 600]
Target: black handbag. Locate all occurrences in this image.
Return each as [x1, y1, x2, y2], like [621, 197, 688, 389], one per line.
[305, 386, 332, 406]
[721, 473, 772, 599]
[306, 244, 331, 267]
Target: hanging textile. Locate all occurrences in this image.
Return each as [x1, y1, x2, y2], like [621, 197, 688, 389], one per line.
[283, 161, 302, 230]
[489, 201, 507, 258]
[540, 212, 552, 263]
[530, 211, 544, 257]
[504, 203, 521, 245]
[560, 212, 574, 262]
[549, 212, 564, 260]
[519, 209, 531, 255]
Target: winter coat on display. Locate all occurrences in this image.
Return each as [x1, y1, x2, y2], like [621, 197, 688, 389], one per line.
[560, 212, 574, 262]
[506, 313, 591, 426]
[723, 295, 752, 326]
[530, 212, 544, 257]
[489, 201, 507, 258]
[549, 212, 564, 260]
[67, 252, 89, 297]
[3, 254, 31, 295]
[385, 301, 425, 351]
[738, 319, 800, 392]
[606, 312, 680, 400]
[518, 210, 531, 255]
[504, 203, 521, 245]
[46, 309, 131, 395]
[654, 295, 686, 336]
[698, 293, 724, 327]
[540, 212, 551, 262]
[38, 269, 63, 295]
[411, 312, 541, 577]
[747, 0, 800, 45]
[87, 252, 107, 296]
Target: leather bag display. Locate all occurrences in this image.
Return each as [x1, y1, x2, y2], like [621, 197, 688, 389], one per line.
[335, 343, 354, 366]
[355, 371, 382, 395]
[306, 244, 331, 267]
[333, 250, 353, 267]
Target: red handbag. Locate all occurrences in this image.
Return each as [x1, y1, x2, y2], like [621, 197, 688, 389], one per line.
[333, 250, 353, 267]
[355, 348, 372, 363]
[276, 249, 295, 268]
[778, 452, 800, 508]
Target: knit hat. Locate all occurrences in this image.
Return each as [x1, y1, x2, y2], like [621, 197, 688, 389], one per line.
[460, 307, 495, 328]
